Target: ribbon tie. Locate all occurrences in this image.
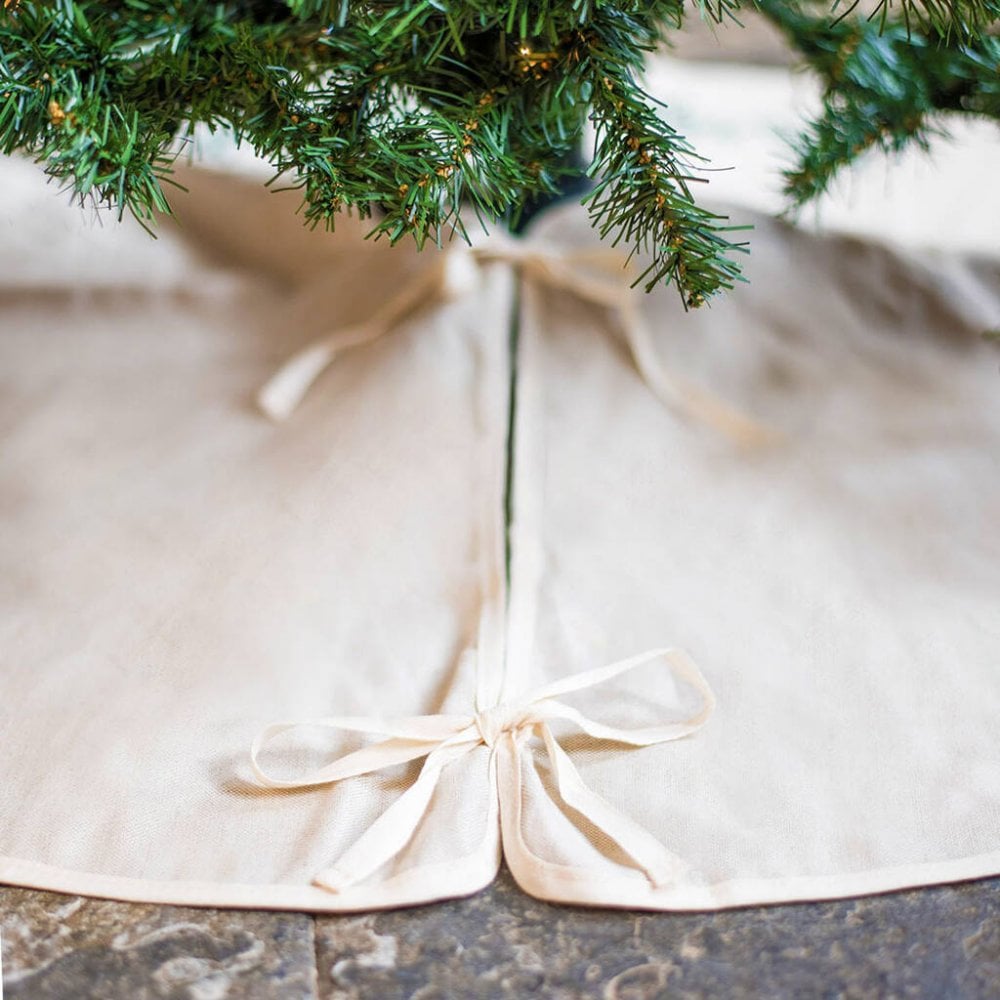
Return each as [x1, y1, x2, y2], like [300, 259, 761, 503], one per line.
[251, 647, 715, 893]
[256, 231, 771, 445]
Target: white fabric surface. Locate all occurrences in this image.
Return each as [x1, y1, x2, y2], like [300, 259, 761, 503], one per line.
[507, 205, 1000, 907]
[1, 137, 998, 910]
[0, 159, 509, 909]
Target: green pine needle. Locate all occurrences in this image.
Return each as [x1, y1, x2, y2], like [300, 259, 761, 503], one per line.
[1, 1, 997, 305]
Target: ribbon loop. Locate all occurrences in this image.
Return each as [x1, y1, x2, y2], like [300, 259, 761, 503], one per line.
[249, 713, 474, 789]
[255, 231, 772, 443]
[250, 647, 714, 894]
[256, 260, 450, 421]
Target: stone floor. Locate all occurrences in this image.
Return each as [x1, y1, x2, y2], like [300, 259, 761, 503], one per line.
[2, 870, 997, 998]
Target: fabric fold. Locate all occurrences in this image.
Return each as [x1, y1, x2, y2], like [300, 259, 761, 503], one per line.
[2, 148, 998, 914]
[501, 201, 1000, 909]
[250, 648, 715, 894]
[0, 160, 511, 910]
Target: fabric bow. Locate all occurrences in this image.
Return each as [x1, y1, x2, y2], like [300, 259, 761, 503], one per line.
[251, 647, 715, 893]
[256, 231, 771, 445]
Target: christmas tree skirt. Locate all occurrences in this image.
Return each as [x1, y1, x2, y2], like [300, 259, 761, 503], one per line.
[1, 159, 998, 911]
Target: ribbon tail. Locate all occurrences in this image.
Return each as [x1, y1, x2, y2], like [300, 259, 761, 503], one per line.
[257, 335, 351, 421]
[313, 740, 474, 893]
[256, 261, 448, 422]
[539, 723, 686, 889]
[516, 250, 776, 447]
[623, 306, 778, 448]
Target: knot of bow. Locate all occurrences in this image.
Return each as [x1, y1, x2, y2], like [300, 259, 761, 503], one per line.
[256, 231, 771, 445]
[251, 648, 715, 894]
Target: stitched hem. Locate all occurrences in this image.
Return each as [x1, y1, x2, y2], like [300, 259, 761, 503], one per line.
[2, 849, 996, 912]
[0, 845, 501, 913]
[504, 850, 1000, 911]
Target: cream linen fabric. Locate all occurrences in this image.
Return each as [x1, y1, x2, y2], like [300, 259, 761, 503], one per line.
[0, 158, 512, 909]
[506, 203, 1000, 908]
[1, 145, 999, 911]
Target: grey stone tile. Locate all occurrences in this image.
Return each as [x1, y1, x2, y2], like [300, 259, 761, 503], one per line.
[315, 868, 1000, 1000]
[2, 872, 997, 998]
[0, 887, 316, 1000]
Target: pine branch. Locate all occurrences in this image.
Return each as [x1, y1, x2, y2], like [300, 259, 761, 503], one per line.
[760, 0, 1000, 206]
[1, 0, 754, 304]
[581, 22, 749, 302]
[1, 1, 997, 306]
[830, 0, 998, 42]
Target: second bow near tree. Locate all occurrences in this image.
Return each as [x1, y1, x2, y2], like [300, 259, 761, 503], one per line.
[255, 230, 774, 446]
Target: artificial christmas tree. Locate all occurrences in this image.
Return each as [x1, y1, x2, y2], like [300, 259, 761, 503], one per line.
[2, 1, 997, 303]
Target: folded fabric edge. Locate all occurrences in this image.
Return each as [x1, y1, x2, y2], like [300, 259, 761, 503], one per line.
[4, 847, 995, 914]
[504, 850, 1000, 912]
[0, 847, 501, 914]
